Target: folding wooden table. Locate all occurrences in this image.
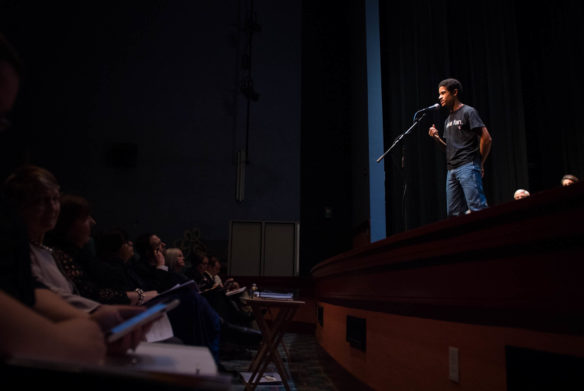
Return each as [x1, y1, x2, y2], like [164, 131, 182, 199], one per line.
[241, 297, 305, 391]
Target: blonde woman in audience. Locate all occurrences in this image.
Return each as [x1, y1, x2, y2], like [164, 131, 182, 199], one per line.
[165, 247, 187, 275]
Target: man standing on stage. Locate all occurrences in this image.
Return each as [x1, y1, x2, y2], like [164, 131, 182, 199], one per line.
[428, 78, 492, 216]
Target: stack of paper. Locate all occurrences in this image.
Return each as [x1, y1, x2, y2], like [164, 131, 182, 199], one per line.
[258, 291, 294, 300]
[106, 342, 217, 376]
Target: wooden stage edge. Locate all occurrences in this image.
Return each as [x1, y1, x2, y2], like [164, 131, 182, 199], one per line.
[311, 181, 584, 336]
[309, 183, 584, 390]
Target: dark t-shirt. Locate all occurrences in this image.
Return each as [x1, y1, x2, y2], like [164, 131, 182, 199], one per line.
[131, 259, 187, 292]
[443, 104, 485, 170]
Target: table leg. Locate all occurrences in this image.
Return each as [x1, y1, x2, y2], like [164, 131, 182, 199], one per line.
[244, 304, 299, 391]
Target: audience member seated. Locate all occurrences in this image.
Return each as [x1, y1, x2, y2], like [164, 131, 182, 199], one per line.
[133, 233, 190, 291]
[94, 228, 151, 293]
[183, 252, 241, 294]
[185, 251, 254, 327]
[208, 255, 254, 325]
[513, 188, 530, 200]
[185, 251, 215, 292]
[208, 255, 248, 297]
[208, 255, 234, 290]
[561, 174, 579, 187]
[164, 247, 188, 276]
[1, 164, 149, 362]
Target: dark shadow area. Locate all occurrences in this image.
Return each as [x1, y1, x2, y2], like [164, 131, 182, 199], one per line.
[506, 346, 584, 390]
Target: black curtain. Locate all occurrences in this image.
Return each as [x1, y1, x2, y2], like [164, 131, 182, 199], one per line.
[516, 2, 584, 192]
[379, 0, 584, 235]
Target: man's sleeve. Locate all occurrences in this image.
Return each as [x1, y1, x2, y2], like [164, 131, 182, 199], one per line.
[468, 108, 486, 132]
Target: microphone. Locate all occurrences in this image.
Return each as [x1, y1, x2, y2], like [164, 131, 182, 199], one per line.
[417, 103, 440, 112]
[413, 103, 440, 120]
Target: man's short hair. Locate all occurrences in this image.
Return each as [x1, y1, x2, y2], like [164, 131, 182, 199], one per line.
[439, 78, 463, 95]
[134, 232, 155, 260]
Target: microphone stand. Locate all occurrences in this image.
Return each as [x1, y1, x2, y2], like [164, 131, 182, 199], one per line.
[377, 111, 429, 232]
[376, 111, 428, 163]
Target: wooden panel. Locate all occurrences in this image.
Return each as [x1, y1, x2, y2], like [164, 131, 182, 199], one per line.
[229, 220, 299, 277]
[228, 221, 262, 276]
[316, 302, 584, 391]
[263, 222, 298, 276]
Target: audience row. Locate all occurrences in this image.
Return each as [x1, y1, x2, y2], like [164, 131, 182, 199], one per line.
[1, 164, 261, 368]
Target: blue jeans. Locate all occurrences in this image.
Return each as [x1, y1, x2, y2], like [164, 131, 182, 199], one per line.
[446, 161, 488, 216]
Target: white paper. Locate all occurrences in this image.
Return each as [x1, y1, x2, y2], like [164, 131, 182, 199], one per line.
[105, 342, 217, 376]
[144, 313, 174, 342]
